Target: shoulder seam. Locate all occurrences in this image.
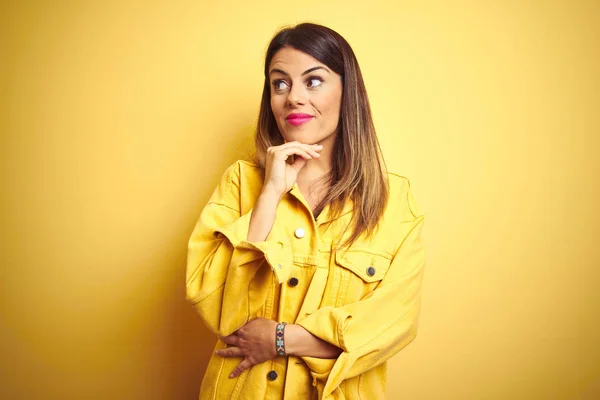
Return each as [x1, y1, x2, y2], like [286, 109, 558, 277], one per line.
[237, 159, 260, 169]
[220, 161, 242, 212]
[386, 172, 411, 187]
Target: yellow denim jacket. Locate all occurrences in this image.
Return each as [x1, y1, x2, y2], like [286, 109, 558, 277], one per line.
[186, 160, 425, 400]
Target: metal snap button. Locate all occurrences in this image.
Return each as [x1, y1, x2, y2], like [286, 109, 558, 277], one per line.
[367, 266, 376, 276]
[267, 370, 278, 381]
[288, 277, 299, 287]
[294, 228, 305, 239]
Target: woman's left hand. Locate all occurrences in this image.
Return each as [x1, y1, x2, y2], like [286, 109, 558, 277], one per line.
[216, 318, 279, 378]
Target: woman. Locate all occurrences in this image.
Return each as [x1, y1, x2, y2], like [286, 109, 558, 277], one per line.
[186, 23, 425, 400]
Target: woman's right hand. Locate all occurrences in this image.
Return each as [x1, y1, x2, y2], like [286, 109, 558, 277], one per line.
[262, 141, 323, 197]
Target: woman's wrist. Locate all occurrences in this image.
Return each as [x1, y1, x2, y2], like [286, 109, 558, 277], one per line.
[275, 322, 287, 356]
[260, 184, 285, 202]
[282, 324, 302, 357]
[281, 323, 343, 359]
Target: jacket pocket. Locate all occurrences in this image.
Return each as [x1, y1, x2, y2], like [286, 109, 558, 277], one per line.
[335, 248, 392, 283]
[331, 248, 393, 306]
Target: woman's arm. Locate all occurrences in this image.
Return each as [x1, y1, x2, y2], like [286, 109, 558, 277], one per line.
[186, 162, 293, 336]
[297, 214, 425, 398]
[187, 143, 322, 337]
[217, 319, 343, 379]
[246, 187, 282, 242]
[247, 141, 322, 242]
[285, 324, 343, 358]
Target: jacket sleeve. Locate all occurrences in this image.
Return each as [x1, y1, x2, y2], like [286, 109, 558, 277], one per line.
[186, 162, 293, 337]
[295, 190, 426, 399]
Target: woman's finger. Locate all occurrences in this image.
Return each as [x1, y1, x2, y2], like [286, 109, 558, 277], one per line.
[219, 334, 239, 346]
[272, 142, 322, 158]
[229, 358, 253, 378]
[288, 145, 322, 159]
[298, 145, 322, 159]
[286, 142, 323, 154]
[215, 346, 244, 358]
[279, 140, 320, 149]
[281, 148, 313, 160]
[281, 143, 322, 158]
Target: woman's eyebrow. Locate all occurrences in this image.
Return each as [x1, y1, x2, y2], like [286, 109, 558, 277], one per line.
[269, 66, 330, 76]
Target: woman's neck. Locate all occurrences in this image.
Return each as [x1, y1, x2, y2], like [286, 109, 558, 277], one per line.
[296, 132, 336, 187]
[295, 145, 334, 212]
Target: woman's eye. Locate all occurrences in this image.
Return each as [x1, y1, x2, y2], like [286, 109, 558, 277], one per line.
[272, 80, 288, 91]
[307, 77, 323, 88]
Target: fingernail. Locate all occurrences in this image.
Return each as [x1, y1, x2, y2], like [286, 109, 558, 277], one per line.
[229, 373, 234, 378]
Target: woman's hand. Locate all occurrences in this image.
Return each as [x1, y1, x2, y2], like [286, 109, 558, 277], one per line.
[263, 141, 323, 197]
[216, 318, 279, 378]
[245, 141, 322, 243]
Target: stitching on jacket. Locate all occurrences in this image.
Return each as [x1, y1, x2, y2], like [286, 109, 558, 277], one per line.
[211, 354, 225, 400]
[336, 311, 351, 351]
[335, 252, 392, 283]
[406, 191, 421, 219]
[223, 161, 237, 209]
[337, 269, 350, 307]
[386, 171, 411, 184]
[336, 247, 394, 260]
[266, 272, 275, 319]
[207, 201, 240, 214]
[186, 242, 221, 286]
[357, 373, 363, 400]
[191, 282, 225, 305]
[230, 368, 249, 399]
[388, 216, 425, 281]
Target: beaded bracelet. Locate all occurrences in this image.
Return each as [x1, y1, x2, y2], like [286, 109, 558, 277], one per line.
[275, 322, 287, 356]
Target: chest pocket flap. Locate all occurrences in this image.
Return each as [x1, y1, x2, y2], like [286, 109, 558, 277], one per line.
[335, 249, 393, 283]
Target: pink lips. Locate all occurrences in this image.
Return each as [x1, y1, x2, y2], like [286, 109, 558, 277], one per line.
[286, 113, 314, 126]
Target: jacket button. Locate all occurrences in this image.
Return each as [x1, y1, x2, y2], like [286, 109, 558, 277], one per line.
[367, 266, 376, 276]
[294, 228, 305, 238]
[267, 370, 278, 381]
[288, 277, 299, 287]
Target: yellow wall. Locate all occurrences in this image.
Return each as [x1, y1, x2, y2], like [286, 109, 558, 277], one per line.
[1, 1, 598, 398]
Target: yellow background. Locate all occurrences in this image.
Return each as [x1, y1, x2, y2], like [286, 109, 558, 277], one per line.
[1, 0, 598, 398]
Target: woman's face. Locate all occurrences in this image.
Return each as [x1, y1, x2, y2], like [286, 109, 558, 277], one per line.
[268, 47, 343, 146]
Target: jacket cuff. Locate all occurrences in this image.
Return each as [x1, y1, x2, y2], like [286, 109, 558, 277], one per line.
[296, 306, 353, 352]
[300, 353, 355, 400]
[215, 209, 293, 284]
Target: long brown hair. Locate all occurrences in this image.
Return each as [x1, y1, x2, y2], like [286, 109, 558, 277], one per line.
[254, 23, 389, 248]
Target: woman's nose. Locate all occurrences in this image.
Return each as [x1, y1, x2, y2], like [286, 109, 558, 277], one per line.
[286, 84, 307, 106]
